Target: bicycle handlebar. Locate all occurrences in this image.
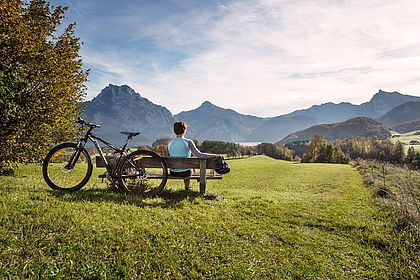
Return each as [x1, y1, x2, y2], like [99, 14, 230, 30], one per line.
[77, 117, 100, 128]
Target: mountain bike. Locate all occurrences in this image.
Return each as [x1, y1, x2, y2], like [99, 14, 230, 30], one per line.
[42, 117, 168, 195]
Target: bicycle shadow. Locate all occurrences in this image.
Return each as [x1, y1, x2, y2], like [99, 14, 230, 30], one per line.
[51, 187, 221, 208]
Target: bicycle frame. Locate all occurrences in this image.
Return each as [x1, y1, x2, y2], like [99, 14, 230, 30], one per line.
[72, 126, 134, 182]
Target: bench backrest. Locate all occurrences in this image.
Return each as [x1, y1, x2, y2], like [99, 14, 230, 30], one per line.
[96, 156, 217, 169]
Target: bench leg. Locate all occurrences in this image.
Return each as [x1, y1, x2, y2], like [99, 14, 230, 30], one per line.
[199, 159, 206, 195]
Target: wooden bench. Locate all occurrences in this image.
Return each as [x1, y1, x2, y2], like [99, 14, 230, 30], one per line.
[96, 156, 222, 194]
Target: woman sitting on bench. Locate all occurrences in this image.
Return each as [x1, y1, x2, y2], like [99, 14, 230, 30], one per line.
[168, 121, 222, 190]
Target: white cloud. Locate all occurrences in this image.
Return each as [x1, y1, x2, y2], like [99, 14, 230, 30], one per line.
[81, 0, 420, 116]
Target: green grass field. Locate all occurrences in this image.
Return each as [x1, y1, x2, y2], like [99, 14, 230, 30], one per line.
[390, 130, 420, 153]
[0, 156, 417, 278]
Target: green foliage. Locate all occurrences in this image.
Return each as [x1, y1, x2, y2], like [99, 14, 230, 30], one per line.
[284, 140, 308, 158]
[192, 138, 201, 147]
[256, 143, 293, 160]
[1, 157, 418, 278]
[405, 147, 420, 168]
[341, 137, 376, 159]
[153, 145, 168, 156]
[331, 145, 350, 164]
[137, 145, 152, 151]
[406, 146, 416, 164]
[317, 143, 333, 162]
[392, 141, 405, 163]
[301, 134, 349, 164]
[301, 134, 326, 163]
[288, 136, 400, 164]
[200, 140, 242, 157]
[0, 0, 87, 172]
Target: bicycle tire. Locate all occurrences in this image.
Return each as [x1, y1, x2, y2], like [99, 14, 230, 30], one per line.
[42, 142, 93, 192]
[118, 150, 168, 196]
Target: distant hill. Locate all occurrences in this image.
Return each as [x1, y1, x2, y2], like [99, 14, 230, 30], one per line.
[284, 102, 358, 123]
[391, 119, 420, 134]
[83, 84, 174, 145]
[285, 90, 420, 124]
[378, 101, 420, 127]
[251, 115, 317, 142]
[175, 101, 266, 141]
[277, 117, 391, 145]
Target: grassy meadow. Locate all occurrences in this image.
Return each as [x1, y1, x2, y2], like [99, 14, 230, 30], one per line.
[390, 130, 420, 153]
[0, 156, 418, 279]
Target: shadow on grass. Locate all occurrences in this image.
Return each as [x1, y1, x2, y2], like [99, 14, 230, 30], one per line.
[51, 187, 220, 208]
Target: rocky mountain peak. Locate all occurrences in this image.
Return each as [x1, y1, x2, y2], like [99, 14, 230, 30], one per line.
[370, 89, 401, 102]
[359, 89, 420, 118]
[200, 100, 217, 108]
[83, 84, 174, 144]
[96, 84, 139, 100]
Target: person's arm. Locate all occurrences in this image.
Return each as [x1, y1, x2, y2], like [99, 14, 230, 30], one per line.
[188, 140, 221, 159]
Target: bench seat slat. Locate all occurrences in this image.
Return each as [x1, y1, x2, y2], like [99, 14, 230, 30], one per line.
[162, 157, 217, 169]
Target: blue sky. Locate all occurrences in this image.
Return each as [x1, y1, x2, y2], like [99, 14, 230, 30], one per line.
[51, 0, 420, 117]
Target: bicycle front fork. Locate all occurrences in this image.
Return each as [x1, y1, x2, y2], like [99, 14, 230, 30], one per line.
[65, 142, 84, 170]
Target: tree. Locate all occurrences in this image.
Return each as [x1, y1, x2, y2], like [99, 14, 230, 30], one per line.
[413, 152, 420, 168]
[331, 145, 350, 164]
[316, 143, 333, 163]
[192, 139, 201, 148]
[0, 0, 87, 173]
[154, 145, 168, 156]
[346, 137, 375, 159]
[152, 137, 171, 148]
[256, 143, 293, 160]
[301, 135, 349, 164]
[373, 140, 394, 162]
[392, 141, 405, 163]
[301, 134, 327, 163]
[406, 146, 416, 164]
[285, 141, 308, 158]
[200, 140, 242, 156]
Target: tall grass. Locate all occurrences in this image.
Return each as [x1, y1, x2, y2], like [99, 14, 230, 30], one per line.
[354, 160, 419, 278]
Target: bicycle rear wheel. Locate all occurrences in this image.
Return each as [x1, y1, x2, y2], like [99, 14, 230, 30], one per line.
[42, 142, 93, 192]
[118, 150, 168, 196]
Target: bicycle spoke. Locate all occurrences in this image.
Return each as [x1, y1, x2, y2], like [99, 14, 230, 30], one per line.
[43, 143, 92, 191]
[119, 150, 167, 195]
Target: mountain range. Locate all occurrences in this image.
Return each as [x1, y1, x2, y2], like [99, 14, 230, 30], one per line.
[283, 90, 419, 123]
[83, 84, 420, 145]
[277, 117, 391, 145]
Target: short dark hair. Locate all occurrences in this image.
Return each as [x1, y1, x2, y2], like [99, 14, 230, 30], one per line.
[174, 121, 188, 135]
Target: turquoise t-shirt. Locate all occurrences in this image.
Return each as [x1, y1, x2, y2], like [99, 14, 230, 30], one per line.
[168, 137, 192, 172]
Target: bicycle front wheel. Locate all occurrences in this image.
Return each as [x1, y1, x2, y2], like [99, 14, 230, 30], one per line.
[42, 142, 93, 192]
[118, 150, 168, 196]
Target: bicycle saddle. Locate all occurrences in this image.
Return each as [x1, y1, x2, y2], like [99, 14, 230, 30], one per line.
[120, 131, 140, 137]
